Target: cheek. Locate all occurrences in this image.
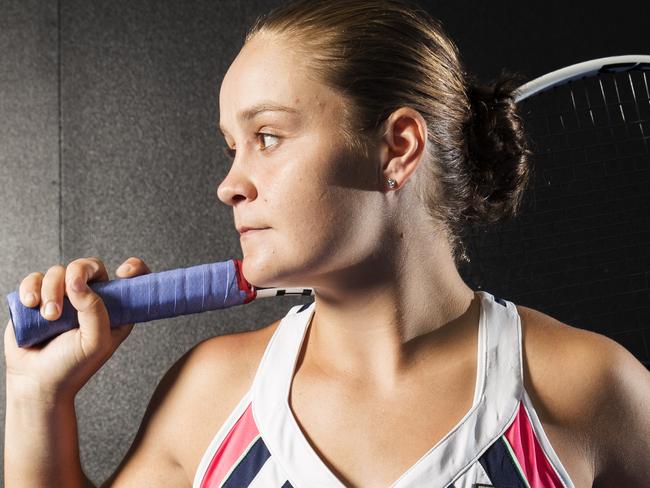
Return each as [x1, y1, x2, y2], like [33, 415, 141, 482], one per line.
[262, 140, 385, 255]
[283, 176, 384, 259]
[240, 178, 385, 288]
[266, 154, 337, 224]
[278, 183, 344, 238]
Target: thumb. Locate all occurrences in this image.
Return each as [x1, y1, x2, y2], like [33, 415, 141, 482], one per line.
[65, 275, 112, 357]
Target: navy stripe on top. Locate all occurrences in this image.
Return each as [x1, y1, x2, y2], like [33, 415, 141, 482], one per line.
[221, 437, 272, 488]
[478, 436, 526, 488]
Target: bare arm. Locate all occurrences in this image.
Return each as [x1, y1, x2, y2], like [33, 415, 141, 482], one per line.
[96, 341, 200, 488]
[3, 257, 149, 487]
[4, 382, 94, 487]
[4, 335, 206, 488]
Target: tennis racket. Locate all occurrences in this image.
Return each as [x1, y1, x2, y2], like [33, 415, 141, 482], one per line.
[513, 55, 650, 171]
[477, 54, 650, 364]
[6, 259, 313, 348]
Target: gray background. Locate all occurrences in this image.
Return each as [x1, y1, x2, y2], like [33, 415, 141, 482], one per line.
[1, 0, 648, 485]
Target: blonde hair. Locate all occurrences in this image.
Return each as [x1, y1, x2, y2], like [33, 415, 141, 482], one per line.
[245, 0, 531, 265]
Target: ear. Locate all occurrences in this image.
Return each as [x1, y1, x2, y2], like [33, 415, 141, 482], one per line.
[379, 107, 428, 191]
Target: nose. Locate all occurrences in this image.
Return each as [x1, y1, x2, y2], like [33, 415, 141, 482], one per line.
[216, 165, 258, 206]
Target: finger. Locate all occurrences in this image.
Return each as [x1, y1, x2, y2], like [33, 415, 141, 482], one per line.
[19, 272, 43, 308]
[64, 258, 111, 354]
[116, 257, 151, 277]
[68, 257, 110, 284]
[39, 265, 66, 321]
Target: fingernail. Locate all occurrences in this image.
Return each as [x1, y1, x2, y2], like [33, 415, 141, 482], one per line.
[118, 263, 132, 274]
[24, 292, 36, 305]
[44, 301, 58, 317]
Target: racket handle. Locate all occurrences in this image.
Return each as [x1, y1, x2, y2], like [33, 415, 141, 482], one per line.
[5, 259, 256, 348]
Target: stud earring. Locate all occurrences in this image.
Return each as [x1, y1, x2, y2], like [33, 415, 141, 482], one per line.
[387, 178, 397, 189]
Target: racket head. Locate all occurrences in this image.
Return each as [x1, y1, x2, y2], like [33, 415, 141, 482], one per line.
[461, 55, 650, 367]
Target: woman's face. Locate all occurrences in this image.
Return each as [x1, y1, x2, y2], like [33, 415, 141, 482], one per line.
[217, 34, 388, 290]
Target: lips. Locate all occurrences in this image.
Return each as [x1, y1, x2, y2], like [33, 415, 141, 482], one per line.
[238, 226, 270, 235]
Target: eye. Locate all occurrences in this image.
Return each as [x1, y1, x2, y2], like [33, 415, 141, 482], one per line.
[257, 132, 280, 151]
[220, 132, 280, 161]
[222, 146, 236, 160]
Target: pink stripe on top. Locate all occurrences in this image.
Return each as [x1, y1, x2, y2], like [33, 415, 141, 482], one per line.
[504, 401, 564, 488]
[200, 403, 260, 488]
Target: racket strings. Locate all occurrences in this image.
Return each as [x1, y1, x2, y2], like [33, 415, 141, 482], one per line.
[628, 71, 649, 153]
[498, 70, 650, 325]
[521, 71, 650, 185]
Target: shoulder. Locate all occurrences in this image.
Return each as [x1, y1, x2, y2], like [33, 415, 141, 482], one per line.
[101, 317, 282, 487]
[515, 304, 650, 487]
[186, 318, 282, 381]
[515, 304, 616, 426]
[146, 317, 282, 481]
[177, 316, 282, 419]
[160, 317, 281, 403]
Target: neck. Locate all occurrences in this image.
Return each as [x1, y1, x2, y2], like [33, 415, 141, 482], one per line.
[305, 223, 479, 391]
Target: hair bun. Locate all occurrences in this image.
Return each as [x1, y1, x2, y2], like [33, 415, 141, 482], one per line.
[463, 73, 532, 225]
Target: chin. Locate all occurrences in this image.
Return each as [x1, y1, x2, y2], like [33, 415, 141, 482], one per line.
[240, 252, 277, 288]
[240, 252, 309, 290]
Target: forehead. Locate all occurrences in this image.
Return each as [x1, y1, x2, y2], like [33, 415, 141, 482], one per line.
[219, 34, 342, 132]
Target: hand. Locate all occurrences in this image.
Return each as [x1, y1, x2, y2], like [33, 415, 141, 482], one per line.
[4, 256, 151, 400]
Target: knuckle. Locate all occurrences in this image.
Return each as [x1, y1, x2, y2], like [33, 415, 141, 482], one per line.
[64, 276, 80, 292]
[18, 285, 38, 305]
[85, 293, 104, 311]
[88, 256, 105, 267]
[67, 260, 91, 279]
[65, 261, 82, 275]
[20, 273, 40, 289]
[46, 264, 64, 274]
[77, 337, 100, 362]
[69, 257, 90, 268]
[41, 268, 64, 291]
[70, 256, 100, 268]
[87, 257, 107, 276]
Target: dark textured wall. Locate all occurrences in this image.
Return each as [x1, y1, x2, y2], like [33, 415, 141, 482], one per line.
[1, 0, 648, 484]
[0, 0, 60, 481]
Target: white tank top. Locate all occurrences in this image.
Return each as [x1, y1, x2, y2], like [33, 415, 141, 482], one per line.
[192, 290, 576, 488]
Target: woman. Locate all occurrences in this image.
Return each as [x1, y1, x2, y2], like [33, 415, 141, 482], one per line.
[5, 0, 649, 487]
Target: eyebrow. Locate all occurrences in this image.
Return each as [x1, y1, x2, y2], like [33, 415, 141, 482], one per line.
[219, 101, 300, 135]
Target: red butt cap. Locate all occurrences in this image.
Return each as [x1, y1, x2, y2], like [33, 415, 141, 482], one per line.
[233, 258, 257, 304]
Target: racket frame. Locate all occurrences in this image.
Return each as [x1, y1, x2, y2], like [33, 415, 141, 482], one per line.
[514, 55, 650, 102]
